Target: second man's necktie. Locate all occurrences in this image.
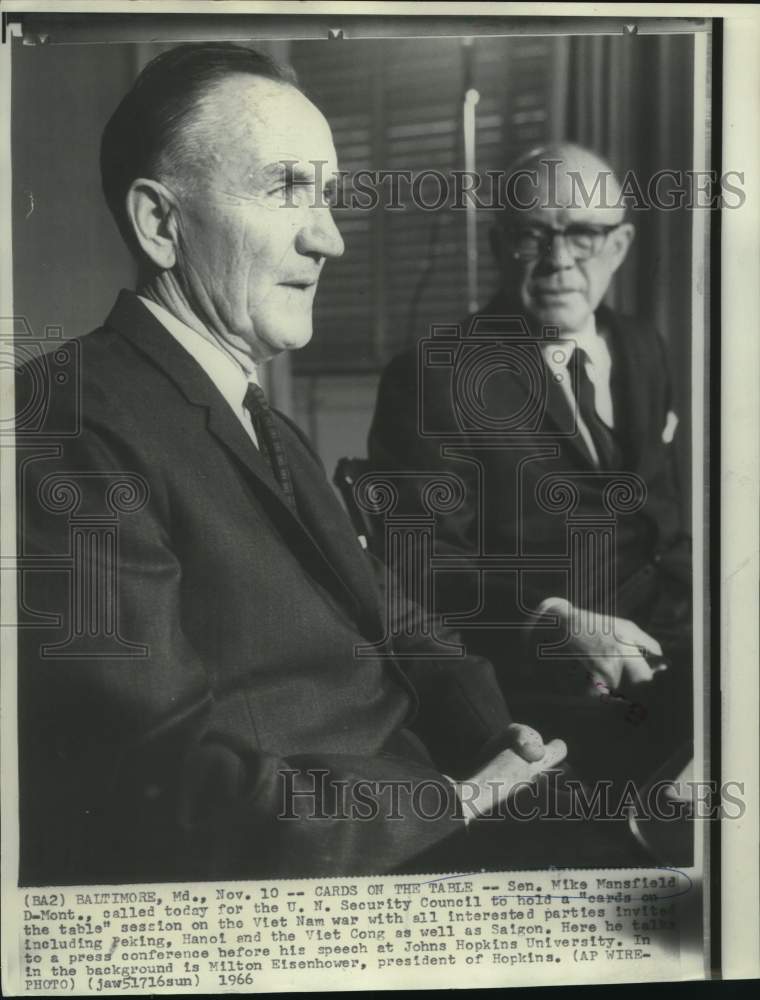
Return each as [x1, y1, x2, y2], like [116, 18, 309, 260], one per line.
[243, 383, 297, 512]
[568, 348, 622, 469]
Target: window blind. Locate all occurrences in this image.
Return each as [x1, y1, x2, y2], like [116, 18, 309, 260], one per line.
[290, 35, 557, 373]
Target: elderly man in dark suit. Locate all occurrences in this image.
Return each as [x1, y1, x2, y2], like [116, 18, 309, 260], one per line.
[18, 47, 654, 887]
[368, 145, 692, 788]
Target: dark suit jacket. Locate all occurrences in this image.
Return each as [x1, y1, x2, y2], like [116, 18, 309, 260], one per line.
[368, 298, 692, 666]
[16, 291, 517, 885]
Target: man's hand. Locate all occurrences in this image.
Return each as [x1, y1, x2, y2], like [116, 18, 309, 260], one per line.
[454, 723, 567, 822]
[535, 597, 665, 694]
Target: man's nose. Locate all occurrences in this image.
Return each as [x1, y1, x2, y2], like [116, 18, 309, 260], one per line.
[296, 206, 345, 260]
[545, 232, 575, 269]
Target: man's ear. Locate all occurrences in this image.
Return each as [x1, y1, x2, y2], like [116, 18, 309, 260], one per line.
[125, 178, 179, 270]
[608, 222, 635, 274]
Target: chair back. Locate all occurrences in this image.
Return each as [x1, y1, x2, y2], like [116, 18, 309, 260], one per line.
[333, 457, 383, 555]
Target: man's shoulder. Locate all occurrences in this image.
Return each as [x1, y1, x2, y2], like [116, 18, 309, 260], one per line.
[599, 306, 672, 377]
[16, 295, 146, 384]
[599, 305, 661, 343]
[380, 343, 417, 383]
[15, 325, 112, 421]
[379, 306, 480, 384]
[14, 297, 171, 437]
[376, 300, 527, 415]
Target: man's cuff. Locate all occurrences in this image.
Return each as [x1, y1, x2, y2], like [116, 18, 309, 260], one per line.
[442, 774, 473, 827]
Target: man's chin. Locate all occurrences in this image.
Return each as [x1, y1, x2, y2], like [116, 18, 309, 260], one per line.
[270, 325, 313, 355]
[531, 305, 590, 335]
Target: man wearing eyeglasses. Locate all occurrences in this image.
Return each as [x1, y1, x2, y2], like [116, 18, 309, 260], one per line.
[369, 144, 692, 789]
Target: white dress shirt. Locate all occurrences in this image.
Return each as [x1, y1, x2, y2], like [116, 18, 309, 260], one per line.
[138, 296, 261, 447]
[541, 316, 615, 468]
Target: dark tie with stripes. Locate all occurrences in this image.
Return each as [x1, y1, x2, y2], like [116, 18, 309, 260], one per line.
[243, 383, 297, 511]
[568, 348, 622, 469]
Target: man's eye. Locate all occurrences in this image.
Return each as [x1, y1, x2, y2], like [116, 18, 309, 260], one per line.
[269, 180, 311, 201]
[518, 228, 547, 241]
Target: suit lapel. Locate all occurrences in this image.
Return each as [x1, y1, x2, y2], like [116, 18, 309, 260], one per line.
[106, 291, 287, 495]
[280, 421, 384, 632]
[601, 307, 647, 471]
[473, 295, 596, 467]
[104, 291, 376, 629]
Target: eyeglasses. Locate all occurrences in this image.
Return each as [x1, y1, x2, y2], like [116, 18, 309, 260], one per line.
[509, 223, 623, 262]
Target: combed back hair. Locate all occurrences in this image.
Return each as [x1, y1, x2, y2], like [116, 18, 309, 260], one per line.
[100, 42, 298, 252]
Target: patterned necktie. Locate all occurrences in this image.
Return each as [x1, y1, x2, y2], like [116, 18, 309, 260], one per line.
[568, 348, 622, 469]
[243, 383, 297, 512]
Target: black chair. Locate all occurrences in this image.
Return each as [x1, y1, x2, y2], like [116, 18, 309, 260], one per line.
[332, 457, 385, 556]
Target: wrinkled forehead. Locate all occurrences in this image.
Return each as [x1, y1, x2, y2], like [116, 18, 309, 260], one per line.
[188, 74, 338, 179]
[505, 157, 626, 226]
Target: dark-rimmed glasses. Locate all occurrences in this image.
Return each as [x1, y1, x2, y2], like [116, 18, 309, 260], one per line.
[509, 223, 623, 262]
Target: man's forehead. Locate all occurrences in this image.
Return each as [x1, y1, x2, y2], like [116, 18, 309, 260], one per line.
[201, 74, 335, 159]
[508, 156, 625, 223]
[519, 202, 625, 226]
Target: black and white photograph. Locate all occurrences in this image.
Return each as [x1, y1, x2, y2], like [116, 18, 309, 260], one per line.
[1, 2, 757, 994]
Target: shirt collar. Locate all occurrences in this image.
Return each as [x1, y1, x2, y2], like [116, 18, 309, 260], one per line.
[137, 297, 260, 412]
[542, 314, 609, 372]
